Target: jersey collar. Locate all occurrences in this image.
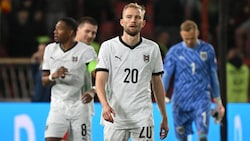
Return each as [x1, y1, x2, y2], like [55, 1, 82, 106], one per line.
[119, 36, 142, 49]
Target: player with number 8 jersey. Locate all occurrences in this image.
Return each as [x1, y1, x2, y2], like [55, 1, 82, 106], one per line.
[42, 17, 97, 141]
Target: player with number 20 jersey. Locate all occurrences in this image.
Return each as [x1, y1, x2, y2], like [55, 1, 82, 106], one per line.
[96, 36, 163, 129]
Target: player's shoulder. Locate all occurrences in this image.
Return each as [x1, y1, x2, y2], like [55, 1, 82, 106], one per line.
[77, 41, 90, 48]
[46, 42, 58, 48]
[103, 36, 119, 44]
[99, 36, 120, 51]
[199, 40, 214, 49]
[45, 42, 59, 52]
[168, 42, 183, 52]
[77, 41, 95, 51]
[141, 37, 158, 47]
[101, 36, 119, 46]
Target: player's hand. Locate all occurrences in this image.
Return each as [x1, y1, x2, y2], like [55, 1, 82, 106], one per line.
[213, 97, 225, 124]
[102, 105, 115, 123]
[218, 105, 225, 119]
[81, 93, 93, 104]
[215, 105, 225, 124]
[212, 105, 225, 125]
[56, 66, 68, 78]
[81, 88, 95, 103]
[160, 117, 169, 140]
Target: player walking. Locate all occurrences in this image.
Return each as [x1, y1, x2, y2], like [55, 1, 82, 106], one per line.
[95, 3, 169, 141]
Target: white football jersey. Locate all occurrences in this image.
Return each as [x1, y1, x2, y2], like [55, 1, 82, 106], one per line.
[43, 42, 96, 116]
[96, 36, 163, 129]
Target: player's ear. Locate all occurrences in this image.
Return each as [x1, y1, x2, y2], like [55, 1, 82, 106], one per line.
[141, 19, 146, 28]
[196, 30, 200, 36]
[180, 31, 184, 38]
[120, 18, 124, 26]
[70, 29, 75, 37]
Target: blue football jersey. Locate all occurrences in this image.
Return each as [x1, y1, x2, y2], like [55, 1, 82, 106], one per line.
[162, 40, 218, 110]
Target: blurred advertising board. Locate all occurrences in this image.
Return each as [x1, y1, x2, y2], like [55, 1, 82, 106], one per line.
[0, 103, 248, 141]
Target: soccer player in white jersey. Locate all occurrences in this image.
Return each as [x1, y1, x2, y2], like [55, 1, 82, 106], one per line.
[162, 20, 225, 141]
[42, 17, 97, 141]
[61, 16, 99, 141]
[95, 3, 169, 141]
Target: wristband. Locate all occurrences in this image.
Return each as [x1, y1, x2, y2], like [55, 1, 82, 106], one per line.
[89, 86, 96, 98]
[48, 74, 55, 81]
[89, 92, 95, 98]
[214, 97, 222, 106]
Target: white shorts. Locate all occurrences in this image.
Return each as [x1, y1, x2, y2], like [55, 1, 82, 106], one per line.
[104, 125, 154, 141]
[45, 103, 92, 141]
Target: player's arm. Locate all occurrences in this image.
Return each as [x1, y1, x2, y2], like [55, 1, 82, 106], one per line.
[81, 60, 97, 103]
[87, 59, 97, 78]
[210, 70, 225, 123]
[162, 55, 175, 93]
[41, 45, 55, 86]
[95, 70, 108, 106]
[95, 70, 115, 123]
[210, 50, 225, 123]
[162, 69, 174, 93]
[42, 67, 68, 86]
[210, 51, 223, 105]
[151, 74, 169, 139]
[210, 70, 224, 105]
[41, 70, 52, 86]
[81, 87, 96, 103]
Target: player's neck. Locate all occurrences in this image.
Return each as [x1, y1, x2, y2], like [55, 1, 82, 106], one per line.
[60, 40, 77, 51]
[121, 33, 141, 47]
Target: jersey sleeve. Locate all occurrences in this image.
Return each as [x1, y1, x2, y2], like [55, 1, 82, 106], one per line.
[84, 46, 97, 64]
[96, 41, 110, 71]
[152, 43, 164, 74]
[162, 48, 175, 92]
[42, 43, 53, 71]
[209, 46, 220, 98]
[83, 46, 97, 74]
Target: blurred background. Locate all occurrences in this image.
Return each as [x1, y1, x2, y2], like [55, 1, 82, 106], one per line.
[0, 0, 250, 141]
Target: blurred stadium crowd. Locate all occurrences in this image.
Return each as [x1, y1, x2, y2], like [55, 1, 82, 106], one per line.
[0, 0, 250, 102]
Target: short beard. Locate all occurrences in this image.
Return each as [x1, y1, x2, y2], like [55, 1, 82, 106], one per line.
[124, 29, 138, 36]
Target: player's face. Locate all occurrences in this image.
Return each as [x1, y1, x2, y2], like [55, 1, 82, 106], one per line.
[53, 21, 72, 43]
[120, 7, 145, 36]
[76, 23, 98, 45]
[180, 30, 199, 48]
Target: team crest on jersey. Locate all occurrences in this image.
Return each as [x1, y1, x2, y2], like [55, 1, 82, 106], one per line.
[72, 56, 78, 62]
[143, 54, 150, 63]
[200, 52, 207, 61]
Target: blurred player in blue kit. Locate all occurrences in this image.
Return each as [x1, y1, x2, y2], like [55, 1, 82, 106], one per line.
[162, 20, 225, 141]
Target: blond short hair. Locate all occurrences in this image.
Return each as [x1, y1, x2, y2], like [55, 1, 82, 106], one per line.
[180, 20, 199, 32]
[122, 3, 146, 18]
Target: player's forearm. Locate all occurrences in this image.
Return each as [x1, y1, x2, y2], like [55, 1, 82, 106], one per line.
[95, 80, 108, 106]
[42, 72, 55, 86]
[162, 71, 171, 92]
[211, 70, 220, 98]
[42, 75, 52, 86]
[95, 71, 109, 107]
[154, 91, 168, 119]
[97, 92, 109, 108]
[152, 76, 168, 118]
[214, 96, 223, 107]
